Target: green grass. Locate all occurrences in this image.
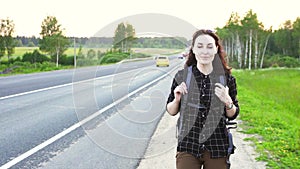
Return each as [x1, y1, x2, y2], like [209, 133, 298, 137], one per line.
[233, 68, 300, 168]
[0, 47, 39, 61]
[1, 47, 182, 59]
[13, 47, 39, 57]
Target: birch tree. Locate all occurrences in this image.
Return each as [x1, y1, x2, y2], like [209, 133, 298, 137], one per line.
[113, 23, 126, 52]
[260, 28, 272, 68]
[113, 22, 136, 53]
[222, 12, 242, 68]
[216, 28, 231, 62]
[39, 16, 69, 67]
[0, 18, 16, 60]
[241, 10, 263, 69]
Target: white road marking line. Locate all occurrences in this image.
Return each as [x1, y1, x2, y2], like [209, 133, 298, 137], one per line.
[0, 68, 140, 101]
[0, 64, 181, 169]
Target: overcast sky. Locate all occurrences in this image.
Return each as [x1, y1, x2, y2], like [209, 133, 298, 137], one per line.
[0, 0, 299, 37]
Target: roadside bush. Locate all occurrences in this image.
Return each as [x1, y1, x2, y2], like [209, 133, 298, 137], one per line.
[277, 56, 300, 67]
[104, 57, 121, 63]
[60, 55, 74, 65]
[0, 64, 8, 73]
[22, 50, 50, 63]
[12, 61, 32, 67]
[264, 55, 300, 68]
[10, 61, 33, 73]
[38, 62, 58, 71]
[6, 57, 22, 64]
[100, 52, 129, 64]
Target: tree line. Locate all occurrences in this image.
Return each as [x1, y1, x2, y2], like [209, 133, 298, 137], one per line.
[216, 10, 300, 69]
[13, 36, 187, 49]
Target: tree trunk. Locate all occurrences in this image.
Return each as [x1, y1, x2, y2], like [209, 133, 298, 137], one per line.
[231, 35, 235, 60]
[236, 32, 242, 68]
[56, 48, 59, 67]
[244, 35, 248, 68]
[260, 34, 270, 68]
[228, 39, 232, 61]
[254, 32, 258, 69]
[248, 30, 253, 70]
[224, 40, 229, 63]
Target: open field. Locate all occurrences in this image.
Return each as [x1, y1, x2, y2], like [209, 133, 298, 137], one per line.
[233, 68, 300, 168]
[11, 47, 39, 58]
[1, 47, 183, 61]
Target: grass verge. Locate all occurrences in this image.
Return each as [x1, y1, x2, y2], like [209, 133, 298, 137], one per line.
[233, 68, 300, 168]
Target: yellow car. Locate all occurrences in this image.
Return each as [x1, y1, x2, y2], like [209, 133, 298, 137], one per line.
[156, 56, 169, 67]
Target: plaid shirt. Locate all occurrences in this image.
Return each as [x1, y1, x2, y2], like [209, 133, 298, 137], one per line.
[167, 65, 239, 158]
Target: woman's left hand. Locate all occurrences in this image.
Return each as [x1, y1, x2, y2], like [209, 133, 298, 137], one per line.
[214, 83, 232, 105]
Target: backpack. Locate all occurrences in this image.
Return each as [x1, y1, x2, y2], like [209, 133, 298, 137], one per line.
[177, 65, 236, 168]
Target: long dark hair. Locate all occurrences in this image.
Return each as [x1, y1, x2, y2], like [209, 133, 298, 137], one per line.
[185, 29, 231, 74]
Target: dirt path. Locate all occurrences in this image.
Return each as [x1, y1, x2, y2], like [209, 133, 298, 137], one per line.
[137, 113, 267, 169]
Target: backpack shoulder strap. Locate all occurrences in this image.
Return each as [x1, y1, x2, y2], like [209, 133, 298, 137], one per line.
[185, 65, 193, 89]
[177, 65, 193, 139]
[183, 65, 193, 102]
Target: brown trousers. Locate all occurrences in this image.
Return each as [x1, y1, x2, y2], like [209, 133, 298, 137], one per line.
[176, 151, 227, 169]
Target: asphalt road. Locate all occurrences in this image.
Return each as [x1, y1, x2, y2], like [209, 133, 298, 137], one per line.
[0, 56, 184, 169]
[0, 59, 160, 98]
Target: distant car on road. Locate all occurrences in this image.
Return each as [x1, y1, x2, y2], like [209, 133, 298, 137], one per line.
[178, 55, 184, 59]
[156, 56, 169, 67]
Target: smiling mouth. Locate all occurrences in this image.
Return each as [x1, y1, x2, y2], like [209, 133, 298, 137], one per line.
[200, 54, 210, 57]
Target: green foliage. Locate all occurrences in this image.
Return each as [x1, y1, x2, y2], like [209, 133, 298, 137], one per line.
[234, 69, 300, 168]
[0, 61, 70, 75]
[218, 10, 300, 69]
[113, 22, 136, 52]
[27, 41, 35, 47]
[59, 55, 74, 65]
[39, 16, 70, 67]
[16, 39, 23, 47]
[133, 37, 186, 49]
[100, 52, 129, 64]
[22, 50, 50, 63]
[263, 55, 300, 68]
[87, 49, 96, 59]
[40, 16, 61, 37]
[40, 34, 70, 60]
[0, 18, 16, 59]
[77, 45, 85, 59]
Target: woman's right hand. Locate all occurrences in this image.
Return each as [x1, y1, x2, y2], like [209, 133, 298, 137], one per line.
[174, 82, 188, 102]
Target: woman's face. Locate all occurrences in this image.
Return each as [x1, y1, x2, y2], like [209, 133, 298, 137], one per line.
[192, 34, 218, 65]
